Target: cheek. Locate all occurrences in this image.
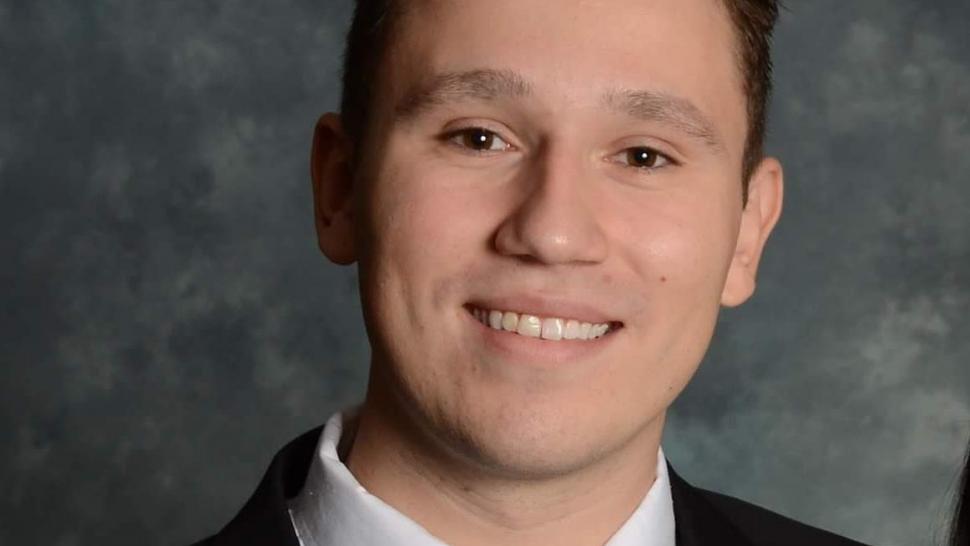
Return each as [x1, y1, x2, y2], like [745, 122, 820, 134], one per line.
[606, 182, 740, 378]
[613, 195, 738, 292]
[364, 156, 496, 317]
[382, 186, 477, 271]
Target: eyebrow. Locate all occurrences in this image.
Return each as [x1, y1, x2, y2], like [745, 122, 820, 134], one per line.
[603, 89, 724, 152]
[394, 68, 724, 152]
[394, 69, 532, 120]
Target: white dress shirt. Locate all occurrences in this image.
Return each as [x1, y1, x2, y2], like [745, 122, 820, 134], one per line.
[289, 410, 675, 546]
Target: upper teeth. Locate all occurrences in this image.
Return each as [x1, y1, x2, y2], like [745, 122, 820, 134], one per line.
[471, 308, 614, 341]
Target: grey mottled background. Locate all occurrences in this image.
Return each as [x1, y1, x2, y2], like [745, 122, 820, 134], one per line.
[1, 1, 968, 545]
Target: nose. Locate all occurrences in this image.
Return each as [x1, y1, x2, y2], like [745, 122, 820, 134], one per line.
[493, 145, 608, 265]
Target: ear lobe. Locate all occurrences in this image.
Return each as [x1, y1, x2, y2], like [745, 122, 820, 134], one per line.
[311, 113, 357, 265]
[721, 157, 784, 307]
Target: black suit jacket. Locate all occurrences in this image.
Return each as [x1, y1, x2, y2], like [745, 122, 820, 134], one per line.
[194, 427, 868, 546]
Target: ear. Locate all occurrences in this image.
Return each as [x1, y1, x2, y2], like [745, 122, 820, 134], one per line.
[311, 113, 357, 265]
[721, 157, 784, 307]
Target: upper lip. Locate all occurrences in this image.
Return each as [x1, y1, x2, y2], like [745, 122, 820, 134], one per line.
[467, 293, 621, 325]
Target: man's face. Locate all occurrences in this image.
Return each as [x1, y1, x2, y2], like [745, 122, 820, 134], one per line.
[344, 0, 766, 476]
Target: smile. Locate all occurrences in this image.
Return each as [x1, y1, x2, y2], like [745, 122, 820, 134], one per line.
[468, 306, 621, 341]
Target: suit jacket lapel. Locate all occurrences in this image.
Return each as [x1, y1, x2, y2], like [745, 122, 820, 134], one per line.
[208, 427, 323, 546]
[668, 464, 755, 546]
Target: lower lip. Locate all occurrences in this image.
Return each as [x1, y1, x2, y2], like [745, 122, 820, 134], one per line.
[465, 309, 621, 368]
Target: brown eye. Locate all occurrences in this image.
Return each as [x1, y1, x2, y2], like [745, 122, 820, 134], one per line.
[625, 147, 666, 168]
[451, 128, 510, 152]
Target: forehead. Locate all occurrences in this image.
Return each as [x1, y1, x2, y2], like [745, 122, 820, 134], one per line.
[380, 0, 745, 141]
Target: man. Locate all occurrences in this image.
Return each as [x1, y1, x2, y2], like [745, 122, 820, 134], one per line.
[196, 0, 868, 544]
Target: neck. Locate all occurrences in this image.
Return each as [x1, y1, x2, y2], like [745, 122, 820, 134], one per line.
[345, 382, 665, 546]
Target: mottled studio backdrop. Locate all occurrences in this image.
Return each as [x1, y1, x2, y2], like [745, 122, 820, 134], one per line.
[1, 1, 968, 545]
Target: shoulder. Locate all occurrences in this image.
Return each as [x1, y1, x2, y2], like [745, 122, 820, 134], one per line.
[698, 487, 868, 546]
[667, 464, 870, 546]
[187, 427, 324, 546]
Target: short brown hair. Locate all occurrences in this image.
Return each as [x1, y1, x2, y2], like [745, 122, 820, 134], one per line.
[339, 0, 780, 198]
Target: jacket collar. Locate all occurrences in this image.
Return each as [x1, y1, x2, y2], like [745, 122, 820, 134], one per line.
[668, 466, 755, 546]
[210, 426, 321, 546]
[213, 426, 754, 546]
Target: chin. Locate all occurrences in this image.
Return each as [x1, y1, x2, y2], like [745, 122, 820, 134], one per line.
[487, 439, 614, 480]
[426, 395, 628, 480]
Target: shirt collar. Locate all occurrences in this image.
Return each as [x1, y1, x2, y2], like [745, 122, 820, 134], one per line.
[289, 409, 675, 546]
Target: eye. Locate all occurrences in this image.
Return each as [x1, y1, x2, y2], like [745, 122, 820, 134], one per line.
[612, 146, 673, 170]
[447, 127, 512, 153]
